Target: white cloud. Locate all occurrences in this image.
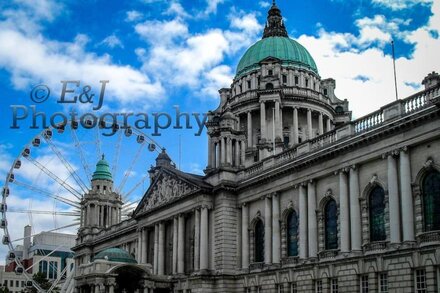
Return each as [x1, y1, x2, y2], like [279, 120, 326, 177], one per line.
[297, 1, 440, 118]
[134, 12, 262, 98]
[99, 34, 124, 49]
[204, 0, 225, 15]
[165, 1, 191, 19]
[259, 1, 271, 8]
[135, 18, 189, 45]
[0, 1, 166, 108]
[371, 0, 432, 10]
[125, 10, 143, 22]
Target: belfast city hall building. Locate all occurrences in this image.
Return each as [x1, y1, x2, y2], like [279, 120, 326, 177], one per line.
[73, 2, 440, 293]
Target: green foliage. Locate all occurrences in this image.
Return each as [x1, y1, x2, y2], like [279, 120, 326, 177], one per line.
[31, 272, 52, 293]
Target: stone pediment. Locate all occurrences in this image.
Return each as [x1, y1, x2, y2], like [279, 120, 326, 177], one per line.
[134, 170, 201, 215]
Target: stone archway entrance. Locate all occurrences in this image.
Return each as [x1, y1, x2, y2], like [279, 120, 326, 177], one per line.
[113, 266, 144, 293]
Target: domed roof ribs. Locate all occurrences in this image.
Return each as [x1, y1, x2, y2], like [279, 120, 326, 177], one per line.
[262, 1, 288, 39]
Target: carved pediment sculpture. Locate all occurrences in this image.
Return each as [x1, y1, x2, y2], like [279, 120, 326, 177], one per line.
[141, 172, 199, 212]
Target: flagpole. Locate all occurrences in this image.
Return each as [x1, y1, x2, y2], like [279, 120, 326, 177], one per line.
[391, 40, 399, 101]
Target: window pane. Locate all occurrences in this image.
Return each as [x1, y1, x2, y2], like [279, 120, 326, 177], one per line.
[325, 199, 338, 250]
[423, 170, 440, 231]
[369, 186, 386, 241]
[255, 219, 265, 262]
[287, 210, 299, 256]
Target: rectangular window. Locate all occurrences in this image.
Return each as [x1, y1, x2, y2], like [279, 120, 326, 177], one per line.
[295, 76, 299, 85]
[247, 80, 251, 90]
[415, 269, 427, 293]
[10, 280, 13, 287]
[324, 88, 328, 96]
[315, 280, 323, 293]
[268, 69, 273, 76]
[305, 78, 309, 88]
[291, 282, 297, 293]
[15, 281, 19, 288]
[331, 278, 338, 293]
[379, 273, 388, 293]
[360, 275, 369, 293]
[282, 75, 287, 84]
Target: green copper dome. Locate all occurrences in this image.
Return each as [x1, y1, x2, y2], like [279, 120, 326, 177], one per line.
[92, 155, 113, 181]
[93, 248, 137, 263]
[236, 37, 318, 77]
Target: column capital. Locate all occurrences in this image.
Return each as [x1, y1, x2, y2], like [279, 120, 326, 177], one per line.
[334, 167, 349, 175]
[308, 179, 315, 185]
[349, 164, 358, 171]
[271, 191, 280, 198]
[399, 145, 409, 153]
[242, 202, 248, 207]
[382, 149, 400, 159]
[264, 193, 272, 199]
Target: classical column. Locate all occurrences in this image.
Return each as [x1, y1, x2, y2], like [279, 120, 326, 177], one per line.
[153, 224, 159, 275]
[272, 193, 280, 263]
[94, 284, 99, 293]
[235, 140, 240, 167]
[349, 166, 362, 251]
[194, 209, 201, 271]
[86, 205, 90, 226]
[387, 153, 401, 243]
[299, 184, 308, 259]
[142, 228, 148, 263]
[158, 222, 165, 275]
[200, 206, 209, 270]
[307, 108, 313, 139]
[242, 203, 249, 268]
[318, 112, 324, 135]
[227, 137, 233, 165]
[177, 214, 185, 274]
[260, 101, 266, 141]
[275, 100, 281, 139]
[247, 111, 253, 148]
[293, 107, 299, 144]
[307, 181, 317, 258]
[339, 170, 350, 252]
[172, 217, 178, 274]
[240, 140, 246, 166]
[400, 148, 415, 241]
[208, 136, 213, 168]
[326, 117, 332, 132]
[215, 141, 220, 168]
[137, 229, 142, 262]
[264, 195, 272, 264]
[220, 137, 226, 166]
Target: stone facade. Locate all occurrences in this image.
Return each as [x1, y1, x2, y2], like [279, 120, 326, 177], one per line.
[73, 2, 440, 293]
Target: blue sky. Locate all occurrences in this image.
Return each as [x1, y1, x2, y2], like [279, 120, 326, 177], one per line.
[0, 0, 438, 260]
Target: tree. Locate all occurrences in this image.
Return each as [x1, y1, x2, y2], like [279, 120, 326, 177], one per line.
[31, 272, 51, 293]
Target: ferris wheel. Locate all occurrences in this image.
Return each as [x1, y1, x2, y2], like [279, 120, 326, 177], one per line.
[1, 119, 164, 292]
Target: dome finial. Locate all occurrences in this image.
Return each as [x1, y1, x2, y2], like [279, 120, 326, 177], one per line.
[102, 154, 105, 160]
[263, 0, 288, 39]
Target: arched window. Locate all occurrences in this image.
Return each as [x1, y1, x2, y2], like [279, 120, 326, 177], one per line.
[286, 210, 299, 256]
[254, 219, 264, 262]
[325, 199, 338, 250]
[266, 83, 274, 90]
[369, 186, 386, 241]
[423, 170, 440, 231]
